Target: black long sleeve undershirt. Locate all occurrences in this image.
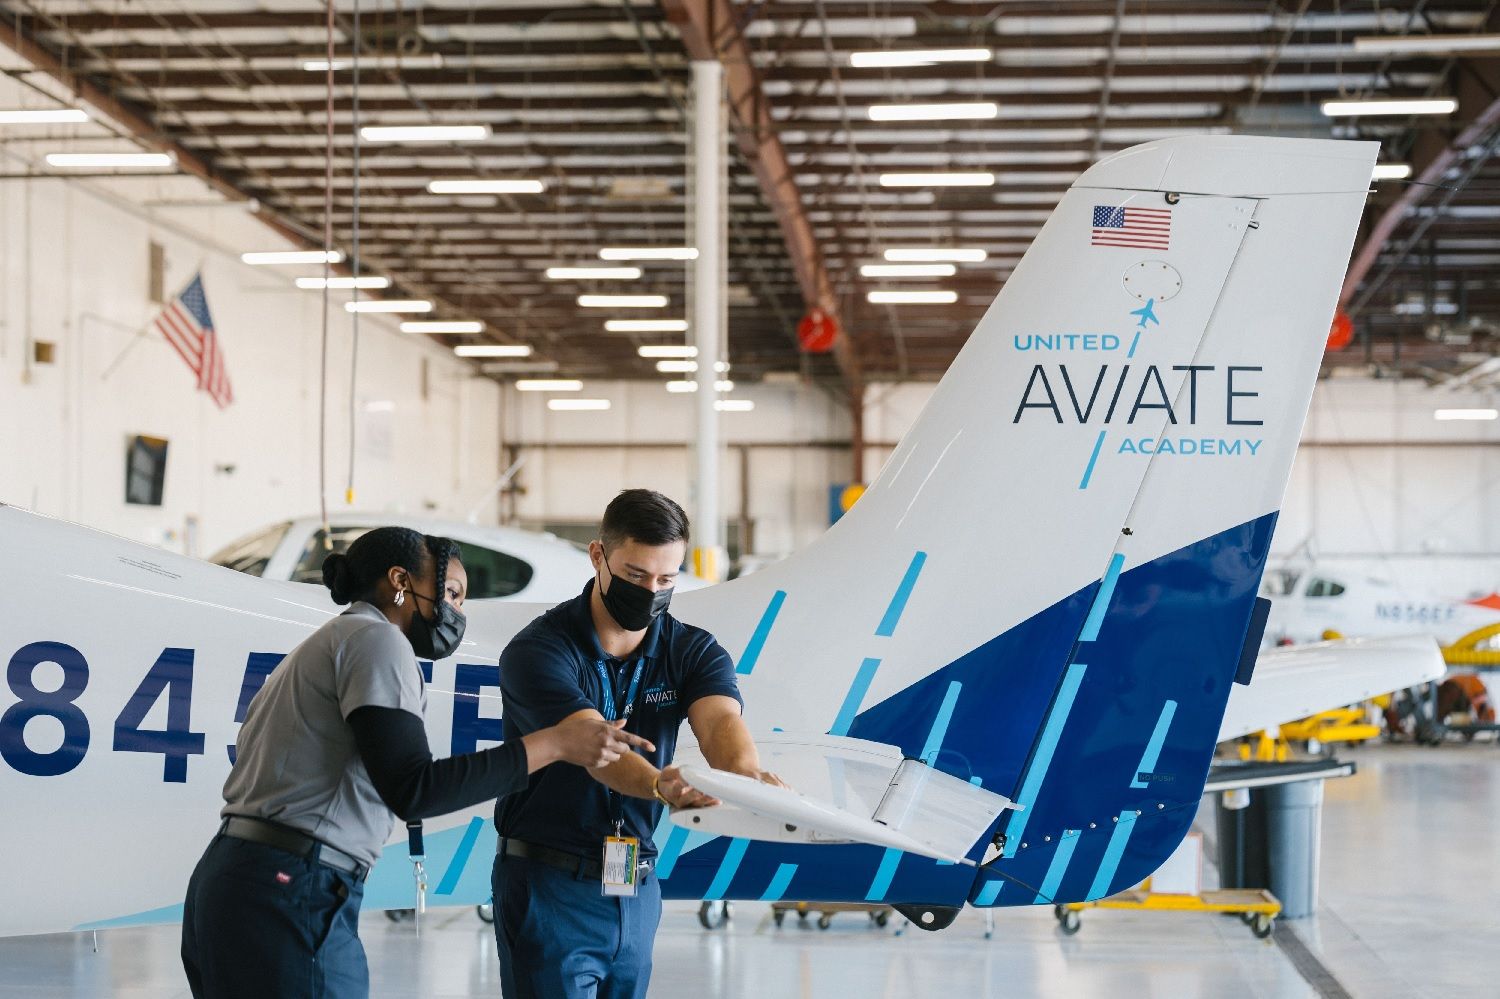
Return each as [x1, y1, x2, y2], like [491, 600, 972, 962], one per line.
[348, 706, 530, 822]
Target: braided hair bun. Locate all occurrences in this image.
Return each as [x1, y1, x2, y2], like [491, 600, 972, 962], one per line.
[322, 552, 354, 605]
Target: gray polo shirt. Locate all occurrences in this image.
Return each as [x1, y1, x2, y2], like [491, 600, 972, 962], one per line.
[222, 601, 425, 867]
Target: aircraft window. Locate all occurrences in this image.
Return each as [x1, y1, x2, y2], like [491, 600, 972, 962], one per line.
[289, 526, 378, 584]
[289, 529, 534, 599]
[209, 522, 291, 577]
[453, 541, 534, 599]
[1261, 569, 1301, 596]
[1305, 578, 1346, 598]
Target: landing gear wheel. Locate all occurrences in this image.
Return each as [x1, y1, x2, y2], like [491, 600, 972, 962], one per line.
[773, 910, 786, 927]
[698, 901, 729, 930]
[873, 911, 890, 928]
[1252, 914, 1275, 939]
[797, 910, 809, 923]
[1058, 909, 1081, 935]
[817, 914, 833, 930]
[476, 903, 494, 924]
[1240, 911, 1256, 925]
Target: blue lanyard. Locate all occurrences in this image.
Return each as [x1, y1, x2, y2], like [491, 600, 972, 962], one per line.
[595, 658, 646, 835]
[595, 659, 645, 723]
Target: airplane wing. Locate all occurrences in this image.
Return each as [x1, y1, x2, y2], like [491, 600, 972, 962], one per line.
[1218, 634, 1445, 741]
[670, 734, 1017, 866]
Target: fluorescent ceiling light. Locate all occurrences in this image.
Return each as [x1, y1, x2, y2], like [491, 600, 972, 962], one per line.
[1321, 98, 1457, 117]
[1354, 34, 1500, 55]
[546, 266, 642, 280]
[1434, 408, 1498, 421]
[243, 250, 343, 265]
[578, 294, 668, 308]
[605, 319, 689, 333]
[715, 399, 755, 412]
[849, 48, 991, 68]
[1394, 301, 1459, 316]
[400, 320, 483, 333]
[428, 179, 544, 194]
[296, 276, 390, 290]
[455, 344, 531, 358]
[0, 108, 88, 124]
[360, 124, 491, 143]
[1372, 163, 1413, 180]
[302, 59, 350, 72]
[638, 345, 698, 358]
[868, 103, 998, 122]
[884, 248, 987, 263]
[599, 247, 698, 261]
[345, 300, 433, 314]
[45, 152, 173, 168]
[549, 398, 611, 411]
[860, 263, 957, 278]
[666, 380, 734, 393]
[868, 290, 959, 304]
[517, 379, 583, 392]
[879, 172, 995, 188]
[655, 359, 727, 374]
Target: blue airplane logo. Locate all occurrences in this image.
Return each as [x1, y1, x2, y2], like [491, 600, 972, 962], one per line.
[1130, 298, 1159, 329]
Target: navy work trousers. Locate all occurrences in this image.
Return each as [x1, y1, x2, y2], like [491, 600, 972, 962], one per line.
[492, 853, 663, 999]
[181, 834, 367, 999]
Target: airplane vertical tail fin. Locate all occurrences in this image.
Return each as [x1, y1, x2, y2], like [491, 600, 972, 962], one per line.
[669, 136, 1376, 906]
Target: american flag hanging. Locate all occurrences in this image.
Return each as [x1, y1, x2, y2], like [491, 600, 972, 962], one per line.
[153, 272, 233, 408]
[1091, 205, 1172, 250]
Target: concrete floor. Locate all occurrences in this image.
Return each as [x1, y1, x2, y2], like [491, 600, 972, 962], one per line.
[1, 742, 1495, 998]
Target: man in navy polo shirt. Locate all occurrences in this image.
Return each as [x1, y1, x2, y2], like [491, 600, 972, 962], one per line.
[492, 489, 780, 999]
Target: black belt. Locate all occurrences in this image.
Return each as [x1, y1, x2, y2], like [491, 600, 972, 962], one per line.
[502, 839, 653, 883]
[221, 816, 370, 883]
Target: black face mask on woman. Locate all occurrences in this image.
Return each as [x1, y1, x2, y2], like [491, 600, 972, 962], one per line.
[599, 557, 673, 632]
[406, 589, 466, 660]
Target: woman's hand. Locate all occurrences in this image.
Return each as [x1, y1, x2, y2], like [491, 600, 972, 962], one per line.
[525, 717, 654, 772]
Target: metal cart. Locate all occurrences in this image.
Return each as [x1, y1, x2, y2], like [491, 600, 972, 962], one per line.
[769, 901, 894, 930]
[1054, 886, 1281, 939]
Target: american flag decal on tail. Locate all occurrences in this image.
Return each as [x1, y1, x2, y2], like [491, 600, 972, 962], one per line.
[1091, 205, 1172, 250]
[153, 272, 233, 408]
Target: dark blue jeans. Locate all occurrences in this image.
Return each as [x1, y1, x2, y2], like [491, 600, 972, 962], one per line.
[492, 853, 663, 999]
[181, 834, 366, 999]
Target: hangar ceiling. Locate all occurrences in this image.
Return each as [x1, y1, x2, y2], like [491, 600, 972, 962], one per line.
[3, 0, 1500, 387]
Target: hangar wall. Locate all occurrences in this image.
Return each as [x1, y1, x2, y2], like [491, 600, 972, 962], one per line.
[1279, 377, 1500, 596]
[0, 175, 503, 556]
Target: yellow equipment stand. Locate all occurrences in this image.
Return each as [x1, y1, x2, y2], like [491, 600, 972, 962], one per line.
[1054, 880, 1282, 939]
[1276, 706, 1381, 747]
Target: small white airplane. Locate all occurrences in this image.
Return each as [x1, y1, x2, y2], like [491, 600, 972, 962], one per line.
[204, 513, 683, 603]
[0, 134, 1445, 938]
[1261, 561, 1500, 647]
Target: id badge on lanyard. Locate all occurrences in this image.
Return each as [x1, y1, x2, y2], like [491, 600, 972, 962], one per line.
[597, 658, 645, 897]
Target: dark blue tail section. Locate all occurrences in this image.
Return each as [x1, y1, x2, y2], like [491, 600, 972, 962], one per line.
[657, 513, 1277, 906]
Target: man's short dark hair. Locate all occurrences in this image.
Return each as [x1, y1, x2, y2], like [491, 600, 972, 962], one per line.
[600, 489, 691, 553]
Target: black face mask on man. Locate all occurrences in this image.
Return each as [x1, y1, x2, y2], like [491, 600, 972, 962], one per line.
[405, 588, 467, 659]
[599, 555, 673, 632]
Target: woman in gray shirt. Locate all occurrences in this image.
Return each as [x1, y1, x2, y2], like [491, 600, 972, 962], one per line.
[181, 527, 649, 999]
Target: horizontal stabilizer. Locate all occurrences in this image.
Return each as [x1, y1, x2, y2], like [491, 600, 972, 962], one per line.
[671, 733, 1017, 865]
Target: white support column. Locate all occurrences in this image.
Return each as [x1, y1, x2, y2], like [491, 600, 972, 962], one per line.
[691, 59, 726, 581]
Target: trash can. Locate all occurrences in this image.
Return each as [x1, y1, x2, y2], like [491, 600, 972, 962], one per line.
[1266, 778, 1324, 919]
[1215, 787, 1270, 890]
